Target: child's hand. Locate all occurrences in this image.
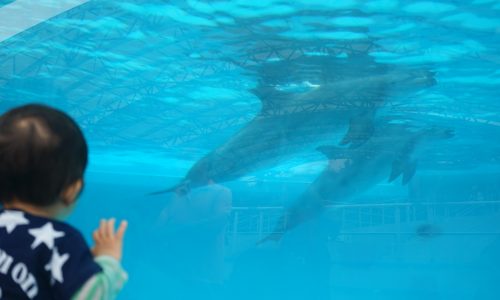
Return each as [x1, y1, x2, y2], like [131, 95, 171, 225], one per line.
[92, 219, 127, 261]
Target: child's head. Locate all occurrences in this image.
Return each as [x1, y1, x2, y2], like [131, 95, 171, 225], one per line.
[0, 104, 88, 210]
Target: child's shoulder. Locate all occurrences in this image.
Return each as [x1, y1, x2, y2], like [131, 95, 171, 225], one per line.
[0, 208, 87, 250]
[0, 209, 101, 299]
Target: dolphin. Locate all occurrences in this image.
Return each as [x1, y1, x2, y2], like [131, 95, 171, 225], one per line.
[154, 55, 436, 194]
[259, 122, 454, 243]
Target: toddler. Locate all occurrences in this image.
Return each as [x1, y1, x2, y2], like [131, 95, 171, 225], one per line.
[0, 104, 127, 299]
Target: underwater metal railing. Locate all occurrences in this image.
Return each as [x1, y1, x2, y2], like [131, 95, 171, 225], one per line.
[224, 201, 500, 255]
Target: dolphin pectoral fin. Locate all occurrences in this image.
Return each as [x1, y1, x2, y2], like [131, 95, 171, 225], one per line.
[402, 160, 417, 185]
[256, 215, 287, 245]
[316, 145, 350, 159]
[147, 189, 172, 196]
[389, 159, 417, 184]
[147, 181, 190, 196]
[416, 223, 441, 238]
[256, 232, 283, 245]
[388, 160, 404, 182]
[340, 115, 375, 148]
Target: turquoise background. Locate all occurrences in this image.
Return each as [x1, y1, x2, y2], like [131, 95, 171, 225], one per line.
[1, 1, 499, 299]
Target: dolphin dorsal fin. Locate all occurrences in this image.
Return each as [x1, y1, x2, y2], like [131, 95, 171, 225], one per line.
[251, 85, 288, 114]
[316, 146, 350, 159]
[339, 114, 375, 148]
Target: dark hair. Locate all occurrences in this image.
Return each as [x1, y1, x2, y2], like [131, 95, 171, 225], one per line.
[0, 104, 88, 206]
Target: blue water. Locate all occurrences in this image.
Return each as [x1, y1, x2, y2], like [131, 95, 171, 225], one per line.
[1, 0, 500, 299]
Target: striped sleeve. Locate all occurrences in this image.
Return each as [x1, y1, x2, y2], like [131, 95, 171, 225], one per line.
[71, 256, 128, 300]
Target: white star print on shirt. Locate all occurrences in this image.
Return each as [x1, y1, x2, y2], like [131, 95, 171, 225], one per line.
[45, 247, 70, 284]
[28, 222, 65, 250]
[0, 210, 29, 233]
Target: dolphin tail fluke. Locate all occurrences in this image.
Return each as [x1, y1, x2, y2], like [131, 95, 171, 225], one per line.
[339, 114, 375, 148]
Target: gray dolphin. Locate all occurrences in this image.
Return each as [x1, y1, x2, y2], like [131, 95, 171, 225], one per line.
[259, 122, 454, 243]
[154, 55, 436, 194]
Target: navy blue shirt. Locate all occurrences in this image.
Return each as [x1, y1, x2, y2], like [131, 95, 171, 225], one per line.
[0, 209, 101, 299]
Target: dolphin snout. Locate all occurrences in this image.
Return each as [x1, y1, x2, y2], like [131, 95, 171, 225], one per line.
[428, 71, 437, 85]
[427, 71, 437, 85]
[396, 70, 437, 89]
[443, 128, 455, 139]
[414, 70, 437, 86]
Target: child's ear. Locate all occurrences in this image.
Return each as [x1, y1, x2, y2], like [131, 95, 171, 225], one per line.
[62, 179, 83, 206]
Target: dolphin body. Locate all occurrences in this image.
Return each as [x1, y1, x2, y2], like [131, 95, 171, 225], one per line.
[156, 55, 436, 194]
[260, 122, 454, 243]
